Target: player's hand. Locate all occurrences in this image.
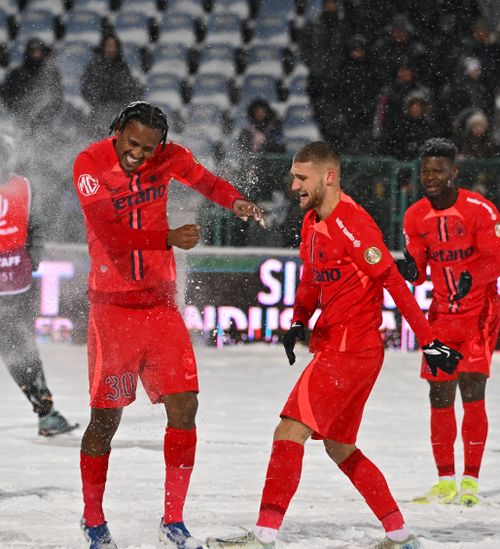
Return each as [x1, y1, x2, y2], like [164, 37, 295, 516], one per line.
[283, 321, 305, 365]
[397, 249, 419, 282]
[167, 224, 200, 250]
[233, 199, 266, 228]
[422, 339, 463, 376]
[451, 271, 472, 301]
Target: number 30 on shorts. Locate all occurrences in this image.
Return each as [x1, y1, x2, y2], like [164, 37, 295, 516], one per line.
[105, 373, 136, 401]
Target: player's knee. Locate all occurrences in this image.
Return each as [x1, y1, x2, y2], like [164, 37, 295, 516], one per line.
[164, 392, 198, 428]
[273, 418, 311, 443]
[324, 440, 356, 464]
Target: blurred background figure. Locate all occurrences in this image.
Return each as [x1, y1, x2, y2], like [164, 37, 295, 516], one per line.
[0, 134, 77, 437]
[457, 110, 498, 159]
[299, 0, 345, 146]
[1, 37, 63, 138]
[81, 33, 145, 138]
[236, 99, 285, 154]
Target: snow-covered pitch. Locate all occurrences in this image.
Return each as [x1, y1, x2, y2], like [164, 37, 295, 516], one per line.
[1, 343, 499, 548]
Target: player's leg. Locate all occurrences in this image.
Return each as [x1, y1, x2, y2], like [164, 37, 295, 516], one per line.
[457, 372, 487, 506]
[206, 418, 312, 548]
[0, 297, 75, 435]
[140, 304, 203, 548]
[325, 441, 421, 548]
[413, 378, 459, 504]
[80, 302, 143, 547]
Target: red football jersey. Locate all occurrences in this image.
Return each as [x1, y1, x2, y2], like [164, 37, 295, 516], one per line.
[293, 193, 433, 353]
[73, 137, 244, 303]
[404, 188, 500, 320]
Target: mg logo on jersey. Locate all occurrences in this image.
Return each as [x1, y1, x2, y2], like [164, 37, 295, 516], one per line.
[78, 174, 100, 196]
[0, 194, 8, 227]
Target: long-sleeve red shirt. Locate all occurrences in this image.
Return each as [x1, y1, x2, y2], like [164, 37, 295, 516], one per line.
[73, 137, 244, 305]
[293, 193, 433, 353]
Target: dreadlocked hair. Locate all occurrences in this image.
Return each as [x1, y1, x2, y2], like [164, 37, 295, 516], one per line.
[419, 137, 457, 161]
[109, 101, 169, 149]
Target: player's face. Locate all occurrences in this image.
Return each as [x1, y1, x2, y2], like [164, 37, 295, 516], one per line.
[114, 119, 163, 173]
[420, 156, 457, 200]
[290, 161, 327, 211]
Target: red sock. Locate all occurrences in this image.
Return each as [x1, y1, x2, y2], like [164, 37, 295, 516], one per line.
[430, 406, 457, 477]
[462, 400, 488, 478]
[257, 440, 304, 530]
[163, 427, 197, 524]
[339, 449, 403, 532]
[81, 451, 110, 527]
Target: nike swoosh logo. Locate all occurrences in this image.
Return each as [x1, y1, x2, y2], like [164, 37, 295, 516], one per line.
[469, 442, 484, 446]
[185, 373, 197, 380]
[418, 231, 430, 238]
[468, 357, 484, 363]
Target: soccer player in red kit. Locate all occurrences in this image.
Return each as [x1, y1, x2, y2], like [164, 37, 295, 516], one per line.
[399, 138, 500, 507]
[206, 142, 462, 549]
[73, 101, 263, 549]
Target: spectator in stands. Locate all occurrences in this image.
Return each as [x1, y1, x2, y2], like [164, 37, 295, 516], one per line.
[1, 37, 63, 137]
[439, 57, 489, 137]
[373, 59, 422, 144]
[338, 34, 377, 154]
[372, 15, 426, 86]
[236, 99, 285, 155]
[379, 90, 437, 160]
[81, 33, 144, 138]
[457, 110, 498, 159]
[299, 0, 345, 146]
[461, 17, 500, 114]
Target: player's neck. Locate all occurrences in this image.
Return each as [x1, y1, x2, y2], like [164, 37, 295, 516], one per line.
[430, 188, 459, 210]
[316, 188, 341, 220]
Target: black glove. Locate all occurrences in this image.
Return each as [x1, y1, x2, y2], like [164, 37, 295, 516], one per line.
[283, 321, 305, 365]
[397, 249, 419, 282]
[451, 271, 472, 301]
[422, 339, 463, 376]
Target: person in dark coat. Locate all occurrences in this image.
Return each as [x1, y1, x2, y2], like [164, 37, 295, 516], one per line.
[81, 33, 145, 138]
[1, 37, 63, 136]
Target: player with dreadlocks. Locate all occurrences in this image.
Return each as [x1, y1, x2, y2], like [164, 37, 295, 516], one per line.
[73, 101, 264, 549]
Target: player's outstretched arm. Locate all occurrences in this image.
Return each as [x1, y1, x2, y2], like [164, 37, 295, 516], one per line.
[232, 199, 266, 227]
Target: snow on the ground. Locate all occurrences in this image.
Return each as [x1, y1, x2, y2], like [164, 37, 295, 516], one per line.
[1, 343, 499, 548]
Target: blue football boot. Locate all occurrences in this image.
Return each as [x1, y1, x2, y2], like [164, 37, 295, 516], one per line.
[80, 518, 118, 548]
[159, 520, 204, 548]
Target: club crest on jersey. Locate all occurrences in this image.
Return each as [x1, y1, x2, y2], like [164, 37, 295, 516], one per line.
[364, 247, 382, 264]
[78, 174, 100, 196]
[496, 223, 500, 238]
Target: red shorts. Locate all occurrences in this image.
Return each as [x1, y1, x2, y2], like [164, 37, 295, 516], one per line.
[87, 302, 198, 408]
[281, 346, 384, 444]
[421, 305, 500, 381]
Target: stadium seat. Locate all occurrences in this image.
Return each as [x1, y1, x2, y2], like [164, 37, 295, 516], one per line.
[158, 13, 196, 46]
[120, 0, 159, 17]
[8, 41, 25, 67]
[114, 11, 150, 45]
[56, 39, 93, 104]
[64, 9, 103, 45]
[71, 0, 110, 15]
[0, 10, 9, 43]
[252, 14, 291, 45]
[184, 103, 224, 141]
[16, 9, 56, 44]
[1, 0, 17, 16]
[256, 0, 295, 18]
[26, 0, 64, 16]
[286, 136, 311, 153]
[212, 0, 249, 19]
[286, 74, 309, 105]
[205, 13, 242, 45]
[283, 103, 320, 140]
[197, 44, 235, 76]
[191, 72, 231, 109]
[238, 74, 278, 106]
[121, 41, 144, 74]
[146, 72, 183, 110]
[245, 44, 284, 76]
[167, 0, 205, 18]
[151, 42, 189, 77]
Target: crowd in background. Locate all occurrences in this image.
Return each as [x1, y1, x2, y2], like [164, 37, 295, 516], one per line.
[0, 0, 498, 245]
